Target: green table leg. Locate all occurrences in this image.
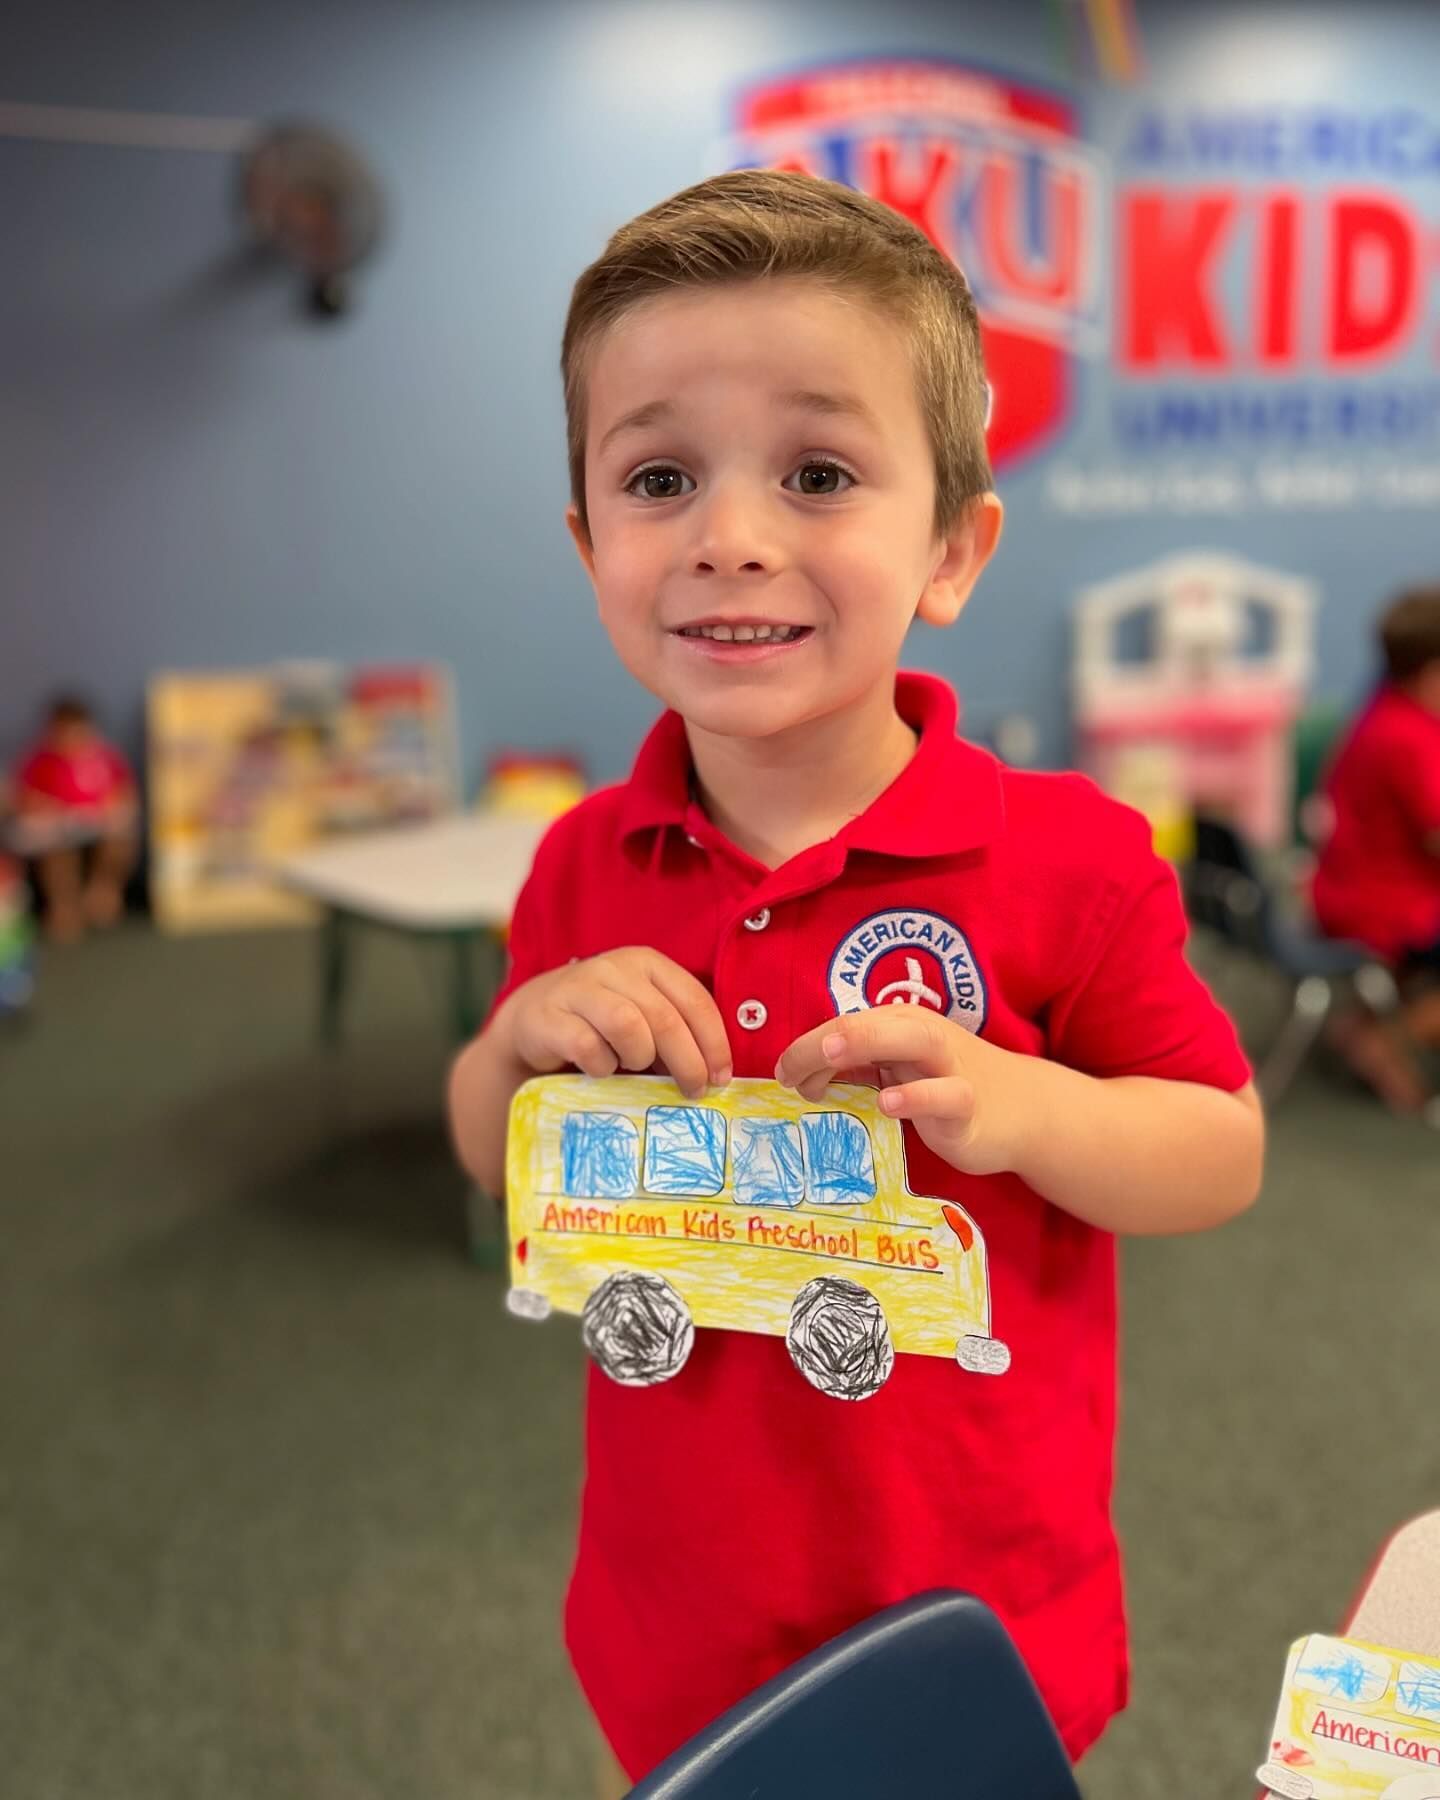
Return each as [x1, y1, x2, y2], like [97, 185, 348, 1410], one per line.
[450, 926, 508, 1044]
[457, 927, 509, 1266]
[451, 928, 480, 1043]
[320, 909, 348, 1046]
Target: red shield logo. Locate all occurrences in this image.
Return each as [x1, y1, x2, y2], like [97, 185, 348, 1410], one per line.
[719, 59, 1106, 469]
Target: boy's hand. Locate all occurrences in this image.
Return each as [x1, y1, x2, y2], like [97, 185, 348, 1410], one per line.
[775, 1008, 1037, 1177]
[498, 949, 732, 1098]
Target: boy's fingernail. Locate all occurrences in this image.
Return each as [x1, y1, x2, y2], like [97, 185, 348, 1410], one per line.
[822, 1034, 846, 1061]
[773, 1060, 789, 1086]
[714, 1065, 733, 1087]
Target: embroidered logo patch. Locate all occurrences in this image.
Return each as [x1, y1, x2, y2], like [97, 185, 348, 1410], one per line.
[826, 909, 986, 1034]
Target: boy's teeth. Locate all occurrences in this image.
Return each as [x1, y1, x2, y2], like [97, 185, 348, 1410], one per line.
[679, 623, 804, 641]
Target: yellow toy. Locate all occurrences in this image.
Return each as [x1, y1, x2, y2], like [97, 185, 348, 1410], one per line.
[505, 1074, 1008, 1401]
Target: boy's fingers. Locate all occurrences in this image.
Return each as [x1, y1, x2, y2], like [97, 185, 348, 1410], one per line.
[791, 1067, 882, 1104]
[550, 959, 725, 1095]
[831, 1008, 955, 1072]
[639, 994, 712, 1098]
[773, 1028, 824, 1090]
[574, 990, 657, 1075]
[649, 960, 734, 1084]
[877, 1076, 975, 1124]
[795, 1070, 834, 1103]
[555, 1014, 620, 1079]
[777, 1009, 957, 1091]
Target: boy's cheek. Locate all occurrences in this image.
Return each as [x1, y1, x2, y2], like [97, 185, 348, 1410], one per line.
[596, 564, 666, 635]
[595, 589, 647, 645]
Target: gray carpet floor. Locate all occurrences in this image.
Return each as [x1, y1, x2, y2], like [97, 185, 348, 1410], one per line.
[1, 922, 1437, 1799]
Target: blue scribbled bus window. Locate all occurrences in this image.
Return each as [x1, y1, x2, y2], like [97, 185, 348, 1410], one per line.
[643, 1107, 726, 1196]
[801, 1112, 876, 1206]
[561, 1112, 638, 1198]
[732, 1119, 804, 1208]
[1294, 1640, 1389, 1705]
[1395, 1660, 1440, 1719]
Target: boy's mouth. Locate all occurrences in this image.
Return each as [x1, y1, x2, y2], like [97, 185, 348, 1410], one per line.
[670, 618, 813, 655]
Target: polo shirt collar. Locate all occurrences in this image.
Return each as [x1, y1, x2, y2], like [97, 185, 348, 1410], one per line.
[616, 708, 692, 839]
[618, 671, 1005, 860]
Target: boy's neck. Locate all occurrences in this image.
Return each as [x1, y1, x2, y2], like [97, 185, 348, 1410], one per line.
[685, 680, 919, 870]
[1396, 667, 1440, 716]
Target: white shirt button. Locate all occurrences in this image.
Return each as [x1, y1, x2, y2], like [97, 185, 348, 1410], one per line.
[743, 908, 771, 932]
[686, 833, 702, 848]
[736, 999, 768, 1031]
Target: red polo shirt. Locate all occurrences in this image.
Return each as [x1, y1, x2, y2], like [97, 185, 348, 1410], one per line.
[491, 672, 1248, 1779]
[1311, 684, 1440, 960]
[16, 742, 131, 812]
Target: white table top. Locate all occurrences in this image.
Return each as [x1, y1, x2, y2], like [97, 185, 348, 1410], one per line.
[273, 812, 549, 931]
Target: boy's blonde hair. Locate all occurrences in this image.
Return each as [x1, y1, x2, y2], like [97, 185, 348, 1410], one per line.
[562, 169, 993, 543]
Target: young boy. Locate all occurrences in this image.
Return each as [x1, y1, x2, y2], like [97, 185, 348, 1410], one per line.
[449, 170, 1264, 1792]
[1312, 589, 1440, 1105]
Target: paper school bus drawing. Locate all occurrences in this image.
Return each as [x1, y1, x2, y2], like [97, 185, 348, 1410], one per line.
[505, 1074, 1008, 1401]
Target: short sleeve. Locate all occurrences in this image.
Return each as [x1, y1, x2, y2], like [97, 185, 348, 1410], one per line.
[15, 749, 61, 797]
[1046, 807, 1251, 1092]
[1388, 728, 1440, 838]
[482, 816, 573, 1030]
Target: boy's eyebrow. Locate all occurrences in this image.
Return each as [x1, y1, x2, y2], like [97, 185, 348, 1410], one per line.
[778, 388, 881, 432]
[595, 388, 881, 457]
[597, 399, 673, 457]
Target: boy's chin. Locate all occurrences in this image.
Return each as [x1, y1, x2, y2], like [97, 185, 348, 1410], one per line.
[662, 687, 817, 745]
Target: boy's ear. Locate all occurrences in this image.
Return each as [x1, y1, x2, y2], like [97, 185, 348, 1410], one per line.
[565, 503, 597, 585]
[915, 493, 1004, 629]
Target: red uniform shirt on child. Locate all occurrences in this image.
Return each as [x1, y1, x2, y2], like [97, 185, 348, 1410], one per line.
[16, 743, 131, 811]
[1311, 684, 1440, 960]
[492, 671, 1249, 1779]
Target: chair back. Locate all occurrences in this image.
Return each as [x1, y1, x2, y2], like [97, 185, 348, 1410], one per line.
[627, 1590, 1081, 1800]
[1184, 813, 1277, 960]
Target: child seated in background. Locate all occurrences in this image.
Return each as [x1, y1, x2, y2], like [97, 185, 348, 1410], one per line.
[1312, 590, 1440, 1112]
[449, 168, 1265, 1795]
[10, 695, 138, 942]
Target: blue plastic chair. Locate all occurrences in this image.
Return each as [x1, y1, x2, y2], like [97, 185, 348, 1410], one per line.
[1184, 813, 1396, 1104]
[626, 1590, 1082, 1799]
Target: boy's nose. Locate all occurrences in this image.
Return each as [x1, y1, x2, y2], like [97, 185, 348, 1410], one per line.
[689, 484, 778, 577]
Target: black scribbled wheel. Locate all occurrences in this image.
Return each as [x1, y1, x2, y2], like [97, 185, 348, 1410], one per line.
[582, 1272, 694, 1388]
[787, 1276, 894, 1401]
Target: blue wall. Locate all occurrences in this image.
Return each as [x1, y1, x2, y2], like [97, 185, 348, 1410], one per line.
[4, 0, 1439, 784]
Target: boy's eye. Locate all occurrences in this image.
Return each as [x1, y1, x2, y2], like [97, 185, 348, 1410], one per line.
[787, 460, 855, 497]
[623, 459, 856, 501]
[627, 466, 694, 500]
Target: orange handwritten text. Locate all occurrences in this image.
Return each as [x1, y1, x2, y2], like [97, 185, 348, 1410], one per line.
[878, 1234, 941, 1271]
[541, 1202, 667, 1236]
[747, 1216, 862, 1259]
[682, 1208, 737, 1241]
